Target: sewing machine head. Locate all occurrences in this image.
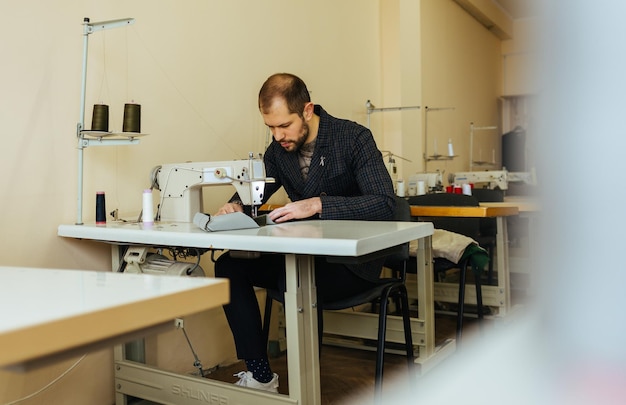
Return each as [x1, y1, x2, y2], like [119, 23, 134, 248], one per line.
[410, 172, 444, 192]
[152, 153, 274, 222]
[453, 169, 536, 190]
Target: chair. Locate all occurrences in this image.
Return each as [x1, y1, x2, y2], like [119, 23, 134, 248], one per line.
[407, 193, 486, 343]
[262, 196, 414, 402]
[471, 188, 505, 284]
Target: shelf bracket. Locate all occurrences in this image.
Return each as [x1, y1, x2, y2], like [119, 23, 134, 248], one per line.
[365, 100, 420, 129]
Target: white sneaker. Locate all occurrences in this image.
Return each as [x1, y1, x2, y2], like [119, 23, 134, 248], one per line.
[233, 371, 279, 393]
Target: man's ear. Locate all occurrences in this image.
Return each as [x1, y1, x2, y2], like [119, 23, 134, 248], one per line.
[303, 102, 314, 121]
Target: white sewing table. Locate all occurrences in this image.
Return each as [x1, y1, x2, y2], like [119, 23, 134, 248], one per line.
[0, 266, 228, 372]
[58, 219, 434, 405]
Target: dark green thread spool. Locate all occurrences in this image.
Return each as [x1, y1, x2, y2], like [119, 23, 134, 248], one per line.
[123, 103, 141, 133]
[91, 104, 109, 132]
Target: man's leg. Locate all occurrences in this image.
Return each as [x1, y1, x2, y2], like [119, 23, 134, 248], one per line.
[214, 253, 285, 389]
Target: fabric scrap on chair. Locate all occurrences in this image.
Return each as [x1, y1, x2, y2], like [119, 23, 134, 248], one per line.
[409, 229, 489, 274]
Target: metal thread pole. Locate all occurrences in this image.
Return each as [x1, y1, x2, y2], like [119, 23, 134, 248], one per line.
[469, 122, 474, 172]
[76, 18, 90, 225]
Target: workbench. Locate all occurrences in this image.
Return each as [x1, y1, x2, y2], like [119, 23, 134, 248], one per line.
[58, 219, 434, 405]
[0, 266, 228, 372]
[410, 205, 519, 316]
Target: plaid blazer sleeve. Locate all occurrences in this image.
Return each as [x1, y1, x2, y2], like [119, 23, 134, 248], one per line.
[315, 113, 395, 221]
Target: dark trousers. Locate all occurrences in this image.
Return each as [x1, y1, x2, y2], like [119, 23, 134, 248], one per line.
[214, 252, 379, 360]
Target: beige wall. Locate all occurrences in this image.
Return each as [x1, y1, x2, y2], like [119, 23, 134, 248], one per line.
[502, 17, 539, 96]
[0, 1, 514, 403]
[0, 2, 382, 403]
[418, 0, 502, 176]
[377, 0, 504, 181]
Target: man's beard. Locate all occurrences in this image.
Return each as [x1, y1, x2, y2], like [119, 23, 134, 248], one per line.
[283, 121, 309, 153]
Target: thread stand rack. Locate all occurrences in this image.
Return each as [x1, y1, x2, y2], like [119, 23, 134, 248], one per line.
[469, 122, 498, 171]
[424, 106, 456, 166]
[75, 17, 139, 224]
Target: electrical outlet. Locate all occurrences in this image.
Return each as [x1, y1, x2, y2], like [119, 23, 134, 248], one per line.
[175, 318, 184, 329]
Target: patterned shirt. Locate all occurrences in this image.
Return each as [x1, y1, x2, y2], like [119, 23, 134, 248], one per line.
[298, 140, 316, 181]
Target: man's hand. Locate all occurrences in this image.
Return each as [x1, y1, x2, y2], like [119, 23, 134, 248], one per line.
[268, 197, 322, 223]
[215, 202, 244, 216]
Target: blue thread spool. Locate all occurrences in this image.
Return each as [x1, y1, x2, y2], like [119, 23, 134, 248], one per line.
[96, 191, 106, 225]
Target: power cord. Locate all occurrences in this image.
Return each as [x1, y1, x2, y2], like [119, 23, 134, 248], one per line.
[4, 354, 86, 405]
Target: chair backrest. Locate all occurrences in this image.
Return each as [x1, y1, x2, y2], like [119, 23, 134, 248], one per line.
[393, 196, 412, 222]
[407, 193, 480, 240]
[382, 196, 411, 275]
[391, 196, 411, 259]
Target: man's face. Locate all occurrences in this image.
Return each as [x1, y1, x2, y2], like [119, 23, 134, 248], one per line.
[262, 99, 309, 153]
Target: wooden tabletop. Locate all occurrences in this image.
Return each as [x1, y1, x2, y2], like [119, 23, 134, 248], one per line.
[480, 197, 540, 212]
[410, 205, 518, 218]
[261, 203, 519, 218]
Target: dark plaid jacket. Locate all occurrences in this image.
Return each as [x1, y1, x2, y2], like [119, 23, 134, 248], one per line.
[262, 104, 395, 282]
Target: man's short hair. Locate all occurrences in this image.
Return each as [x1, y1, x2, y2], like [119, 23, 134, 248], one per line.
[258, 73, 311, 116]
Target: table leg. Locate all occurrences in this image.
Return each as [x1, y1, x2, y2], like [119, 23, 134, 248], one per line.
[283, 254, 321, 404]
[112, 247, 302, 405]
[416, 236, 435, 358]
[495, 216, 511, 315]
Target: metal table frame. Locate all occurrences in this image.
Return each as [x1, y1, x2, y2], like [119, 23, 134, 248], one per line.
[59, 219, 434, 405]
[410, 205, 519, 316]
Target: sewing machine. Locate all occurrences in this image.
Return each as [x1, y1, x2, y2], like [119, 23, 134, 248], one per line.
[409, 171, 444, 192]
[452, 169, 536, 190]
[152, 153, 274, 222]
[121, 153, 273, 276]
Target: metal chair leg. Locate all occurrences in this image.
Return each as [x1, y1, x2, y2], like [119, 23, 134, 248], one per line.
[375, 287, 392, 402]
[456, 259, 468, 343]
[475, 270, 484, 323]
[399, 286, 415, 373]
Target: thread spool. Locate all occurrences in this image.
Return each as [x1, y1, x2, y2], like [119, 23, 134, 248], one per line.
[462, 183, 472, 196]
[91, 104, 109, 132]
[123, 103, 141, 133]
[396, 179, 405, 197]
[142, 189, 154, 223]
[96, 191, 106, 225]
[417, 180, 426, 195]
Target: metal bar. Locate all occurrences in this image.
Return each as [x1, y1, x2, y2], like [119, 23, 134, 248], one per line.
[323, 311, 426, 347]
[433, 282, 506, 309]
[368, 106, 421, 113]
[115, 360, 297, 405]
